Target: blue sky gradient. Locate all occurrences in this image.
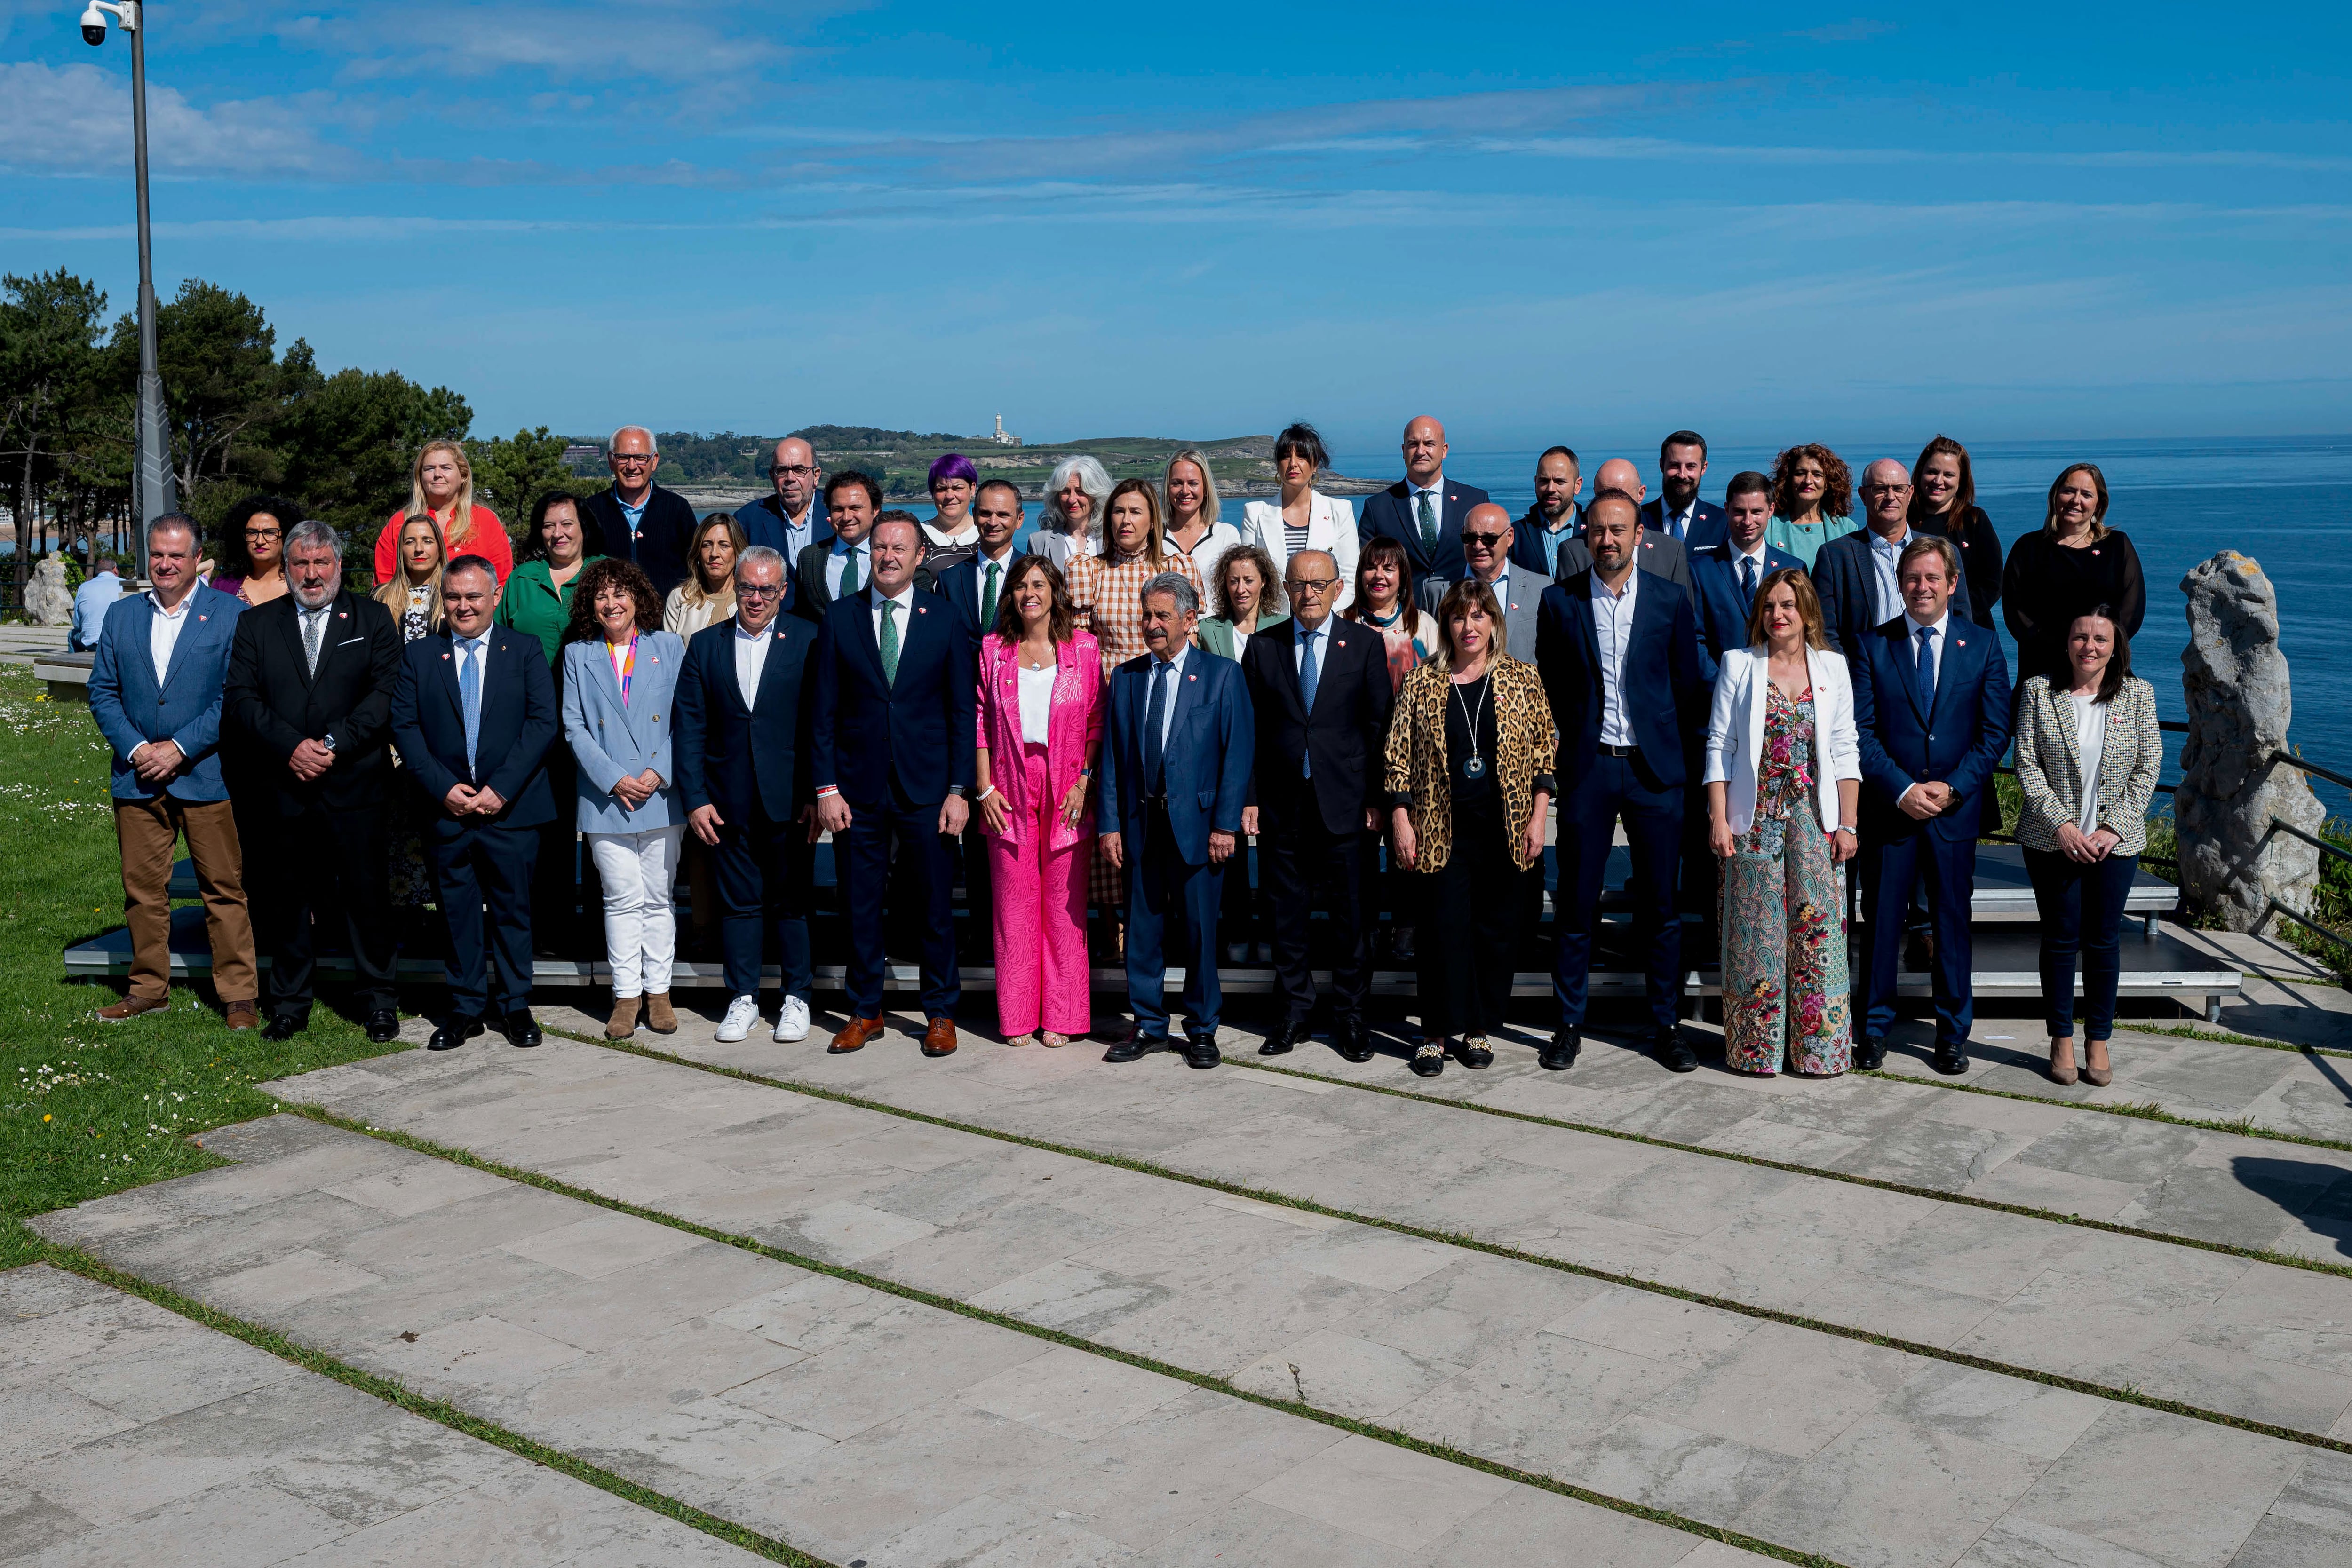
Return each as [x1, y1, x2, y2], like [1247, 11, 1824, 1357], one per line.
[3, 1, 2347, 450]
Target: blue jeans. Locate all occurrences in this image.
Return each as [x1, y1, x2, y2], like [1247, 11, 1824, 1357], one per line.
[2023, 846, 2138, 1038]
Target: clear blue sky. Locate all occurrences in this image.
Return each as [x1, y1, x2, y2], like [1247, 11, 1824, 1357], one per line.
[3, 1, 2347, 451]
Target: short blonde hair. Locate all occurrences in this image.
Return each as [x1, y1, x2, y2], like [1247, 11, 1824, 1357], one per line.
[1431, 579, 1504, 672]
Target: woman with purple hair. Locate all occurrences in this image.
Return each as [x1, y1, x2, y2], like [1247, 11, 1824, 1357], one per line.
[923, 452, 984, 574]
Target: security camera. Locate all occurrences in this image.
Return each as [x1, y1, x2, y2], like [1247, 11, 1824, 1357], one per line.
[80, 4, 108, 44]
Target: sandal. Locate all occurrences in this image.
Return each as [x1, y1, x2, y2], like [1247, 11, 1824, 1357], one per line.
[1041, 1032, 1069, 1049]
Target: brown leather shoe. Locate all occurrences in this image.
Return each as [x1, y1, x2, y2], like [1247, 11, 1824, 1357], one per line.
[223, 1001, 259, 1031]
[922, 1017, 958, 1058]
[643, 991, 677, 1035]
[829, 1015, 886, 1054]
[96, 994, 170, 1023]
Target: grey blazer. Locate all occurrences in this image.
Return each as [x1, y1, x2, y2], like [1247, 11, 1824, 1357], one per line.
[1420, 568, 1543, 662]
[562, 629, 686, 833]
[1552, 530, 1694, 596]
[2012, 673, 2161, 856]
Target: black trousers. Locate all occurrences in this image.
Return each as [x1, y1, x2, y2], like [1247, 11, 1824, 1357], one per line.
[254, 800, 397, 1022]
[1419, 792, 1533, 1041]
[432, 819, 539, 1019]
[711, 803, 813, 1003]
[1262, 795, 1371, 1022]
[2024, 846, 2138, 1039]
[840, 790, 960, 1019]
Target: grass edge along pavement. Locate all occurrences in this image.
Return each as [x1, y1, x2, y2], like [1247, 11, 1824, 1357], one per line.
[289, 1034, 2352, 1458]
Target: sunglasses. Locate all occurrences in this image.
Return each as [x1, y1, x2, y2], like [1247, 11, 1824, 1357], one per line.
[1462, 531, 1508, 549]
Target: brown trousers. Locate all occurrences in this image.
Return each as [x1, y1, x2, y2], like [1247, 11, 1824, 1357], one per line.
[114, 796, 258, 1004]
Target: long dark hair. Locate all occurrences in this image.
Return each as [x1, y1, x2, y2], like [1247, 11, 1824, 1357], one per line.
[522, 491, 598, 563]
[1909, 434, 1976, 525]
[1345, 535, 1418, 626]
[989, 554, 1078, 645]
[217, 494, 301, 579]
[2072, 604, 2133, 704]
[563, 558, 662, 643]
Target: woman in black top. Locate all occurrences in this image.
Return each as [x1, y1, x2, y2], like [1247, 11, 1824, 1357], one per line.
[1910, 436, 2001, 629]
[2002, 463, 2147, 693]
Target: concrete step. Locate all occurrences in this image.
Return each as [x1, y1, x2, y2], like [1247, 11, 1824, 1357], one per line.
[32, 1116, 1773, 1568]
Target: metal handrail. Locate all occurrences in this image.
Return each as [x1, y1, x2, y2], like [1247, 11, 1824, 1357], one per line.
[2271, 749, 2352, 793]
[2266, 897, 2352, 951]
[2269, 817, 2352, 869]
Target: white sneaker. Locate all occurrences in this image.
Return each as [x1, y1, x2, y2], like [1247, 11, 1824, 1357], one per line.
[715, 994, 760, 1043]
[774, 996, 810, 1043]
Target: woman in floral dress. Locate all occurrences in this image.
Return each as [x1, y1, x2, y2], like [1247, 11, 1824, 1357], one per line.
[1703, 570, 1862, 1074]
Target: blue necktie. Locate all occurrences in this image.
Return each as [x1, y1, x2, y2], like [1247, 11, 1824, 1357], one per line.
[1297, 628, 1320, 778]
[1740, 554, 1758, 603]
[1914, 625, 1937, 714]
[459, 638, 483, 775]
[1143, 660, 1171, 794]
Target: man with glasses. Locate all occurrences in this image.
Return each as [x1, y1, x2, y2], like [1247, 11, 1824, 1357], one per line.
[740, 436, 832, 562]
[1813, 459, 1973, 657]
[1239, 550, 1393, 1061]
[1430, 502, 1541, 660]
[585, 425, 699, 598]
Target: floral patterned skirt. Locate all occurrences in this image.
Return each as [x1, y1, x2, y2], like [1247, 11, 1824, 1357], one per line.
[1720, 812, 1853, 1075]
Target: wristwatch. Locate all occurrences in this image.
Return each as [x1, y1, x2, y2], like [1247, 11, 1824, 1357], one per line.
[946, 784, 966, 798]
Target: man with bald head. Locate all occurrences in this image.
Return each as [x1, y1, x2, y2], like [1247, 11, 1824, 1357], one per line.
[1357, 415, 1490, 581]
[1553, 460, 1695, 594]
[1812, 459, 1973, 658]
[584, 425, 699, 599]
[740, 436, 832, 562]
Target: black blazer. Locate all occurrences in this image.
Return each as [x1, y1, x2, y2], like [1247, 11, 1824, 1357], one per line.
[1913, 504, 2002, 627]
[1535, 570, 1708, 789]
[790, 539, 935, 624]
[1240, 616, 1395, 837]
[1639, 496, 1731, 552]
[583, 484, 699, 601]
[674, 615, 818, 826]
[1358, 477, 1491, 580]
[932, 548, 1026, 639]
[810, 588, 977, 808]
[1812, 529, 1975, 658]
[388, 627, 559, 831]
[222, 591, 402, 817]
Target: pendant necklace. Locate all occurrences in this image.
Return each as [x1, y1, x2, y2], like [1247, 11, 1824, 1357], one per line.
[1453, 673, 1490, 780]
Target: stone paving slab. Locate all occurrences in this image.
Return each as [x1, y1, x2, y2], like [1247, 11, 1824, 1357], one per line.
[31, 1116, 1764, 1568]
[2178, 928, 2352, 1053]
[243, 1039, 2351, 1568]
[0, 1262, 770, 1568]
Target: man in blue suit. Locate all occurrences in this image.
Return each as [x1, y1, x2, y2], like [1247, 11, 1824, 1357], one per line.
[1688, 471, 1805, 672]
[1356, 415, 1490, 582]
[1099, 572, 1254, 1069]
[1510, 446, 1584, 578]
[1851, 535, 2012, 1074]
[1536, 495, 1710, 1073]
[87, 514, 258, 1026]
[389, 555, 560, 1051]
[811, 513, 977, 1058]
[1638, 430, 1729, 551]
[737, 437, 832, 562]
[933, 478, 1027, 638]
[1813, 459, 1973, 659]
[676, 546, 821, 1048]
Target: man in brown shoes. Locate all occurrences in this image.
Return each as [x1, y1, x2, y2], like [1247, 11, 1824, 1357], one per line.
[826, 1015, 959, 1058]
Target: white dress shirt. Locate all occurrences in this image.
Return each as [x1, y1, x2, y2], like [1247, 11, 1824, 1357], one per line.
[1659, 497, 1697, 542]
[1893, 607, 1951, 815]
[733, 618, 773, 710]
[1590, 566, 1640, 748]
[870, 583, 919, 648]
[823, 539, 870, 599]
[148, 590, 196, 689]
[1018, 661, 1057, 746]
[1867, 525, 1911, 624]
[1407, 478, 1445, 534]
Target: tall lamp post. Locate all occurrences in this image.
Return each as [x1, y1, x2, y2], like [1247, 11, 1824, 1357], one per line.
[79, 0, 175, 579]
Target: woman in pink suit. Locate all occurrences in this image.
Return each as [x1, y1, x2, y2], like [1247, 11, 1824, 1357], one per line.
[973, 556, 1105, 1047]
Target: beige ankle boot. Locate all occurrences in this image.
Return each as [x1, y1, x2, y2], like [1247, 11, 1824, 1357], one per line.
[644, 992, 677, 1035]
[605, 994, 641, 1039]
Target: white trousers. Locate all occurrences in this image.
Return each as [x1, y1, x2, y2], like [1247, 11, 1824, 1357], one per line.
[588, 826, 685, 997]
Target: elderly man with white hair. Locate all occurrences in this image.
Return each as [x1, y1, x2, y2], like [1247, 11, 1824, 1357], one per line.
[584, 424, 699, 599]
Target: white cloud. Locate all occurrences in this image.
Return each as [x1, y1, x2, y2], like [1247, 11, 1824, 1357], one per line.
[0, 61, 348, 177]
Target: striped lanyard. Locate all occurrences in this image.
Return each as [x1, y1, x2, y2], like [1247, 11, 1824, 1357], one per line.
[609, 633, 637, 705]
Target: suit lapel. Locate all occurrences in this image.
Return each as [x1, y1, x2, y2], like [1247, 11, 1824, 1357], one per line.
[156, 597, 215, 695]
[755, 621, 797, 710]
[1571, 582, 1602, 688]
[279, 601, 316, 689]
[436, 632, 466, 721]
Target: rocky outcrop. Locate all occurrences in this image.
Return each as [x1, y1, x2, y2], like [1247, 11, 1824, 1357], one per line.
[23, 556, 73, 626]
[2177, 551, 2325, 932]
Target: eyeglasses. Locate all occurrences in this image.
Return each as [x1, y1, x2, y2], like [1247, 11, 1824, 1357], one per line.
[245, 527, 282, 541]
[1860, 483, 1911, 495]
[1285, 577, 1337, 595]
[611, 454, 654, 467]
[774, 464, 815, 477]
[1462, 531, 1508, 549]
[737, 584, 783, 599]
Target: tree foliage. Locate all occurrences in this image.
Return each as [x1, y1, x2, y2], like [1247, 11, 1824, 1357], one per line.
[468, 425, 599, 524]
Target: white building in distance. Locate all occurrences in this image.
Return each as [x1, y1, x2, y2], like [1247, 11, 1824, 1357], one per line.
[990, 414, 1022, 448]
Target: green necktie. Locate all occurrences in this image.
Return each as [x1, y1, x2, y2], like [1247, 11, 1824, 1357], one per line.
[983, 559, 1001, 627]
[840, 546, 861, 597]
[879, 599, 901, 687]
[1416, 489, 1439, 557]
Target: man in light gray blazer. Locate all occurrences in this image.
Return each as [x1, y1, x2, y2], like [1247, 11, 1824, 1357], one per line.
[1417, 502, 1543, 661]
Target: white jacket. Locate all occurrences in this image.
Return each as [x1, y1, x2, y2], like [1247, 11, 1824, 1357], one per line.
[1704, 644, 1862, 835]
[1240, 491, 1359, 614]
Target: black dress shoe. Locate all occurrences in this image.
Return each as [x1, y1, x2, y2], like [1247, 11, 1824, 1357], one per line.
[364, 1009, 399, 1044]
[1259, 1018, 1307, 1057]
[1540, 1029, 1581, 1072]
[428, 1018, 483, 1052]
[1409, 1043, 1446, 1077]
[501, 1010, 542, 1049]
[1454, 1038, 1494, 1069]
[1388, 926, 1416, 962]
[1653, 1028, 1698, 1073]
[1335, 1017, 1373, 1063]
[1103, 1028, 1168, 1064]
[1854, 1037, 1887, 1070]
[1931, 1040, 1970, 1076]
[1184, 1033, 1222, 1069]
[261, 1015, 304, 1043]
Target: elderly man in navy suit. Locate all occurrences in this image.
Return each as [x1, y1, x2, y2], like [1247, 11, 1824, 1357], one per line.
[1536, 494, 1710, 1073]
[1357, 415, 1490, 582]
[1813, 459, 1973, 658]
[87, 514, 258, 1026]
[811, 513, 977, 1058]
[1100, 572, 1255, 1069]
[390, 554, 560, 1051]
[1690, 471, 1806, 672]
[1852, 534, 2011, 1074]
[676, 545, 821, 1047]
[1638, 431, 1729, 550]
[737, 436, 832, 562]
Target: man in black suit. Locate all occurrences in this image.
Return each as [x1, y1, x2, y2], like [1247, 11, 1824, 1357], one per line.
[1510, 445, 1585, 578]
[582, 426, 698, 600]
[935, 478, 1026, 638]
[1813, 459, 1973, 658]
[676, 546, 822, 1048]
[1557, 462, 1696, 596]
[1240, 549, 1394, 1061]
[1638, 431, 1729, 551]
[1356, 415, 1490, 582]
[223, 521, 404, 1043]
[811, 515, 977, 1059]
[389, 555, 559, 1051]
[738, 436, 832, 562]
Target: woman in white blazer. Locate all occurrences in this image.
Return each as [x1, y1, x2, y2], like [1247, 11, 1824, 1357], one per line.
[1703, 568, 1862, 1076]
[1240, 422, 1359, 614]
[560, 558, 687, 1041]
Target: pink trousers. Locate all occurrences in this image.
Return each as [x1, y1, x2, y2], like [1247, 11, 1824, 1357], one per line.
[991, 742, 1093, 1036]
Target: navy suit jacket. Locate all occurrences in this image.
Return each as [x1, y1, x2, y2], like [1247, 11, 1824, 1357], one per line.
[89, 590, 244, 802]
[1640, 497, 1730, 552]
[934, 547, 1027, 637]
[1510, 503, 1582, 578]
[584, 484, 699, 601]
[1851, 614, 2012, 843]
[810, 588, 976, 808]
[1358, 477, 1492, 581]
[1688, 541, 1806, 671]
[674, 615, 818, 826]
[1098, 649, 1254, 866]
[1535, 570, 1709, 790]
[388, 627, 559, 831]
[737, 492, 833, 560]
[1812, 529, 1974, 658]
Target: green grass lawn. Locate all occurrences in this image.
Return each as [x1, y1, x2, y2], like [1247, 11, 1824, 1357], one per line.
[0, 665, 409, 1268]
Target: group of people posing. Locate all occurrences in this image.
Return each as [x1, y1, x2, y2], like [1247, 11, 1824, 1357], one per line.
[86, 417, 2160, 1087]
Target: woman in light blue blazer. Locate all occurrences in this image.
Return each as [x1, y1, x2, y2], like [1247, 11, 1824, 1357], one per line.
[561, 558, 686, 1039]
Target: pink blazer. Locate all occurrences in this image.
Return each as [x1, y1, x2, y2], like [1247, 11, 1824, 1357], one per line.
[977, 628, 1105, 851]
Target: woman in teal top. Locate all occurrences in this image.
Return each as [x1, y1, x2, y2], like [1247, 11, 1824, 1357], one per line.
[1193, 542, 1287, 660]
[1762, 443, 1860, 562]
[494, 493, 603, 665]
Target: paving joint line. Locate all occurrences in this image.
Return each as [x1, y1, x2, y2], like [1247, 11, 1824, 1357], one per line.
[425, 1034, 2352, 1457]
[1845, 1059, 2352, 1154]
[14, 1247, 839, 1568]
